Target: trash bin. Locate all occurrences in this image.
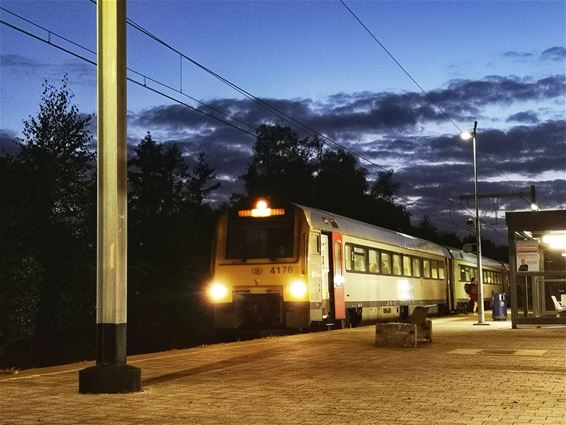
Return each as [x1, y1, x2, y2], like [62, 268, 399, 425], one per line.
[492, 293, 507, 321]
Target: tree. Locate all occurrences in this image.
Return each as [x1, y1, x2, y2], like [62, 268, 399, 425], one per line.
[127, 134, 220, 353]
[370, 169, 400, 202]
[0, 76, 96, 366]
[187, 151, 220, 207]
[242, 124, 322, 203]
[314, 148, 368, 216]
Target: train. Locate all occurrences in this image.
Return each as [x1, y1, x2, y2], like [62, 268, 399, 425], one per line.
[207, 198, 508, 330]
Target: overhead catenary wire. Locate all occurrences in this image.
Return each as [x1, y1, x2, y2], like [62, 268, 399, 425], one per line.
[1, 6, 504, 239]
[121, 2, 526, 215]
[338, 0, 530, 206]
[0, 8, 256, 138]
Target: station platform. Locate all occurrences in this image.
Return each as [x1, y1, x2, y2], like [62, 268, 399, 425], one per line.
[1, 314, 565, 425]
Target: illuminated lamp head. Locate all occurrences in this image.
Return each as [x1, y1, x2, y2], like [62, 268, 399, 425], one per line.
[208, 282, 229, 301]
[289, 280, 307, 299]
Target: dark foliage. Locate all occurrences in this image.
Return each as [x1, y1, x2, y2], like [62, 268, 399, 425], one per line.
[0, 83, 220, 369]
[127, 132, 220, 354]
[0, 77, 96, 367]
[243, 124, 322, 203]
[0, 93, 509, 369]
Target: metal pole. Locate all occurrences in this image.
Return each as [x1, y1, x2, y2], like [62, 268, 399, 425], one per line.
[79, 0, 141, 393]
[472, 121, 488, 326]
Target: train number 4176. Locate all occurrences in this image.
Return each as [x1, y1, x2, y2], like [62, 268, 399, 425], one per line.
[270, 266, 293, 274]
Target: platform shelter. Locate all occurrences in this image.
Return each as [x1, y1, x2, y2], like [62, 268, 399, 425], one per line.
[506, 210, 566, 328]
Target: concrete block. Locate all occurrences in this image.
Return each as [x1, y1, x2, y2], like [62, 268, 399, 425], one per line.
[375, 323, 417, 348]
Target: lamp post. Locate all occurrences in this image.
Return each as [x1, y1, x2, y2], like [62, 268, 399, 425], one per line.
[460, 121, 488, 325]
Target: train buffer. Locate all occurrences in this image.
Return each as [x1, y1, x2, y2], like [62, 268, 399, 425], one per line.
[375, 305, 433, 348]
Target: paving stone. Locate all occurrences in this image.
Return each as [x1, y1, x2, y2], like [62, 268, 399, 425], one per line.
[0, 316, 565, 424]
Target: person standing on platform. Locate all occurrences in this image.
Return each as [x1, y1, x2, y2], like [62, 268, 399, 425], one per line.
[468, 277, 479, 314]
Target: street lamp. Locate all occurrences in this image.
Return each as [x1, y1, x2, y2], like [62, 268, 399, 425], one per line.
[460, 121, 488, 325]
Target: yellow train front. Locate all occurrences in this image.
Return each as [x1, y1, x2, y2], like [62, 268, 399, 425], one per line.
[208, 199, 314, 329]
[207, 198, 462, 330]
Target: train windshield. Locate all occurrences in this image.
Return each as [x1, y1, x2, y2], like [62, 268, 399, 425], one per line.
[226, 210, 294, 260]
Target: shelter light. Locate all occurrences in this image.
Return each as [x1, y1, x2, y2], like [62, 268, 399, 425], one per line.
[238, 199, 285, 217]
[531, 203, 539, 211]
[542, 234, 566, 250]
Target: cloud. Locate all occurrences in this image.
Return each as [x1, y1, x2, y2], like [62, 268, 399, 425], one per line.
[124, 73, 565, 243]
[506, 111, 539, 124]
[0, 54, 43, 70]
[503, 51, 535, 60]
[0, 54, 95, 85]
[541, 47, 566, 62]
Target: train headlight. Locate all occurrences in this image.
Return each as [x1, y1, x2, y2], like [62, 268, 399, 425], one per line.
[289, 280, 307, 299]
[208, 282, 229, 302]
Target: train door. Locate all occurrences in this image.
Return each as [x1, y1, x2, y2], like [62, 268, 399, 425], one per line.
[322, 232, 346, 322]
[446, 257, 456, 312]
[320, 234, 330, 319]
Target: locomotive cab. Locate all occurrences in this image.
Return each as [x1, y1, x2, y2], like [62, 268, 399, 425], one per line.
[208, 199, 313, 330]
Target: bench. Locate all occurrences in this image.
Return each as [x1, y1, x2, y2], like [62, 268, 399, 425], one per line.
[551, 296, 566, 313]
[375, 305, 433, 348]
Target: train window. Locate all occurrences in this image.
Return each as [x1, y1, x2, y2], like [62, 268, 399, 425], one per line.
[226, 213, 294, 260]
[423, 259, 431, 278]
[438, 262, 445, 279]
[353, 246, 367, 272]
[381, 252, 391, 274]
[344, 244, 352, 271]
[459, 265, 467, 282]
[494, 272, 501, 284]
[368, 249, 379, 273]
[431, 261, 438, 279]
[412, 257, 421, 277]
[403, 255, 412, 276]
[392, 254, 402, 276]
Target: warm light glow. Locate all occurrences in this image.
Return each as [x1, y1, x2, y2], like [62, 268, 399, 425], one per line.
[397, 279, 412, 301]
[542, 234, 566, 250]
[289, 280, 307, 298]
[334, 275, 344, 286]
[460, 131, 473, 141]
[237, 199, 285, 217]
[208, 282, 229, 301]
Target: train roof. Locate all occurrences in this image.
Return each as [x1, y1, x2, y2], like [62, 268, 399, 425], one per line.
[295, 204, 449, 258]
[446, 247, 506, 269]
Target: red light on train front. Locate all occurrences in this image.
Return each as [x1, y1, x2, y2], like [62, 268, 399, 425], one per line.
[237, 199, 285, 218]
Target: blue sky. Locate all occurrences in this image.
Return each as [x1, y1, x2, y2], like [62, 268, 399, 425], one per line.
[1, 0, 565, 243]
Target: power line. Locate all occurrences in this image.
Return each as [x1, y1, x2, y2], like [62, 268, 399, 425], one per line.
[0, 8, 256, 138]
[1, 6, 503, 239]
[338, 0, 463, 133]
[101, 6, 392, 174]
[338, 0, 526, 204]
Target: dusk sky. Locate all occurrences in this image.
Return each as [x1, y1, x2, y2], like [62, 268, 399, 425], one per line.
[1, 0, 565, 244]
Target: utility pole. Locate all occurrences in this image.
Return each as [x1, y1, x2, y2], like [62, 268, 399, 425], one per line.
[459, 185, 537, 208]
[79, 0, 141, 394]
[459, 185, 537, 325]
